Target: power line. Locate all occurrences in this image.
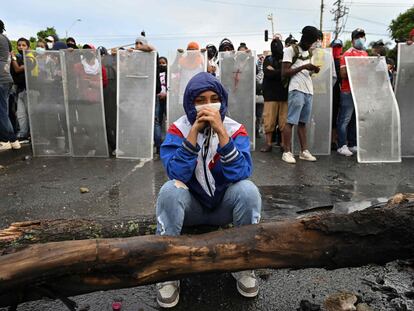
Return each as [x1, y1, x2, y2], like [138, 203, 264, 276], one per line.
[344, 2, 413, 7]
[348, 15, 389, 26]
[331, 0, 350, 39]
[198, 0, 317, 12]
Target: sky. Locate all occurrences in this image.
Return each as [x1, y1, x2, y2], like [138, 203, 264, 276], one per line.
[2, 0, 413, 57]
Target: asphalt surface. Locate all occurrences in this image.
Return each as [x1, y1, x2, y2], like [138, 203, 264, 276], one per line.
[0, 142, 413, 310]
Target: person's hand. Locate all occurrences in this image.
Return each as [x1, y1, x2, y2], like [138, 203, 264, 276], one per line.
[207, 65, 216, 73]
[407, 40, 413, 45]
[303, 63, 320, 72]
[127, 47, 134, 52]
[177, 48, 184, 53]
[192, 114, 208, 132]
[11, 51, 16, 58]
[200, 48, 207, 53]
[197, 108, 224, 133]
[266, 65, 275, 71]
[67, 47, 74, 52]
[158, 93, 167, 100]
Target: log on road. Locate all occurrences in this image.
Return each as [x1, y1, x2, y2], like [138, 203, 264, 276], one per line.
[0, 195, 413, 307]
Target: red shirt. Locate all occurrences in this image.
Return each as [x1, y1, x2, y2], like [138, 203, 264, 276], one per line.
[340, 47, 368, 93]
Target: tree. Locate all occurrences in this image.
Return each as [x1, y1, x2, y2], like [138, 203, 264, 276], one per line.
[389, 7, 414, 41]
[36, 26, 58, 41]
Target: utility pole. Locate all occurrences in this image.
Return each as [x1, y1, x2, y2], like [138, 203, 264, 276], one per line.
[320, 0, 324, 31]
[331, 0, 349, 39]
[267, 13, 275, 38]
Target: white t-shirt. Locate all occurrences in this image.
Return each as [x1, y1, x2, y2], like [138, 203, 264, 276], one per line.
[282, 45, 313, 95]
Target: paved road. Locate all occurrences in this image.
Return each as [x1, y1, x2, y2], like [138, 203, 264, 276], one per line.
[1, 144, 413, 310]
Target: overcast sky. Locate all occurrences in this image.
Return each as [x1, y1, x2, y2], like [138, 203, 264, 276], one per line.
[2, 0, 413, 56]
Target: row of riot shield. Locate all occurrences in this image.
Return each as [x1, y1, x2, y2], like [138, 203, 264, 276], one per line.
[395, 43, 414, 158]
[292, 48, 333, 155]
[25, 49, 109, 157]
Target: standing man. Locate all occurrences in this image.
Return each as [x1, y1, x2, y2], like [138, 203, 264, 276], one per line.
[281, 26, 320, 164]
[0, 20, 20, 150]
[336, 28, 368, 156]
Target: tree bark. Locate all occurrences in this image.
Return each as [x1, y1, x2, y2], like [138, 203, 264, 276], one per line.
[0, 197, 413, 308]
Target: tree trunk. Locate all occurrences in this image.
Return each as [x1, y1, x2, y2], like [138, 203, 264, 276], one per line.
[0, 196, 413, 308]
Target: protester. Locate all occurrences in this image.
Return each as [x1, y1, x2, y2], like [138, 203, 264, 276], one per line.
[0, 20, 21, 150]
[206, 43, 218, 76]
[260, 37, 288, 152]
[156, 72, 261, 308]
[237, 42, 249, 52]
[281, 26, 321, 164]
[336, 28, 368, 157]
[66, 37, 78, 49]
[285, 34, 298, 47]
[10, 37, 37, 142]
[155, 56, 168, 153]
[331, 39, 343, 150]
[371, 40, 386, 56]
[406, 28, 414, 45]
[45, 35, 54, 50]
[218, 38, 235, 52]
[255, 53, 265, 137]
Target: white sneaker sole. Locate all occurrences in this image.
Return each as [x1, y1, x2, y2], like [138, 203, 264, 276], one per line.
[236, 282, 259, 298]
[299, 156, 316, 162]
[157, 294, 179, 308]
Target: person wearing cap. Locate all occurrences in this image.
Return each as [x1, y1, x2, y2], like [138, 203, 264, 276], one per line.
[155, 72, 261, 308]
[45, 35, 54, 50]
[281, 25, 321, 164]
[0, 20, 21, 150]
[285, 34, 298, 47]
[66, 37, 78, 49]
[206, 44, 218, 76]
[330, 38, 343, 150]
[218, 38, 235, 52]
[336, 28, 368, 157]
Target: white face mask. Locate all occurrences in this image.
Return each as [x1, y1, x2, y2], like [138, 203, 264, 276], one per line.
[36, 47, 46, 54]
[47, 42, 53, 49]
[195, 102, 221, 112]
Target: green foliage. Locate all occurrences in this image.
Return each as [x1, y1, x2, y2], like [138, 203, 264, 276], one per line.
[36, 27, 57, 40]
[389, 7, 414, 41]
[343, 40, 352, 51]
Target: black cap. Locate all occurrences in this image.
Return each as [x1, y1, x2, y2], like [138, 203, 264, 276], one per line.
[0, 20, 5, 33]
[301, 26, 320, 43]
[351, 28, 365, 40]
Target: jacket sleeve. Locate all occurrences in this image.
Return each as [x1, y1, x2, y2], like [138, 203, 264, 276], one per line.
[216, 126, 252, 183]
[160, 127, 200, 183]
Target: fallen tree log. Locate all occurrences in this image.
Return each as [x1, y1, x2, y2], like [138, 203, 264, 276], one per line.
[0, 196, 413, 308]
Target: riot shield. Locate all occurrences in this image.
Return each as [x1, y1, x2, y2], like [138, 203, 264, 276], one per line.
[292, 48, 333, 155]
[218, 51, 256, 149]
[167, 50, 206, 125]
[24, 50, 71, 156]
[116, 50, 157, 159]
[63, 49, 109, 157]
[346, 56, 401, 163]
[395, 43, 414, 157]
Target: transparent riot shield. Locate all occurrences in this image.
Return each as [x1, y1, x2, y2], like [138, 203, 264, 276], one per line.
[218, 51, 256, 149]
[24, 50, 71, 156]
[395, 43, 414, 157]
[167, 50, 206, 125]
[346, 56, 401, 163]
[63, 49, 109, 157]
[116, 50, 156, 159]
[292, 48, 333, 155]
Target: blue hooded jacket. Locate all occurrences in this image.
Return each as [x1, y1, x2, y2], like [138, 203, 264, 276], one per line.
[160, 72, 253, 209]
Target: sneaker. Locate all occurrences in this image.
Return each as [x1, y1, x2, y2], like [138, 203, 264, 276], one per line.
[337, 145, 353, 157]
[156, 281, 180, 308]
[10, 140, 21, 150]
[299, 150, 317, 162]
[349, 146, 358, 154]
[0, 141, 12, 151]
[232, 270, 259, 298]
[282, 151, 296, 164]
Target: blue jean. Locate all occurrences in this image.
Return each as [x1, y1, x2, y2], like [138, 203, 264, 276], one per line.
[0, 83, 16, 142]
[156, 179, 262, 236]
[287, 90, 313, 125]
[16, 90, 29, 139]
[337, 92, 356, 147]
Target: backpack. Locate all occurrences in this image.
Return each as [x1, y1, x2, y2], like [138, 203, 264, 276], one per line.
[282, 44, 313, 88]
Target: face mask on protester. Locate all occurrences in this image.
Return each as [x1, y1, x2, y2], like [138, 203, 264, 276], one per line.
[159, 65, 167, 72]
[311, 40, 322, 50]
[36, 47, 46, 54]
[46, 42, 53, 49]
[195, 102, 221, 112]
[354, 37, 366, 50]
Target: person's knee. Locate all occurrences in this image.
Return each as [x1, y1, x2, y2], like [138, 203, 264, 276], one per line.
[157, 180, 191, 213]
[231, 180, 262, 222]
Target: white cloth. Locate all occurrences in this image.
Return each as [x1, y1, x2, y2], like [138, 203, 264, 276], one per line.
[282, 45, 313, 95]
[81, 57, 100, 75]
